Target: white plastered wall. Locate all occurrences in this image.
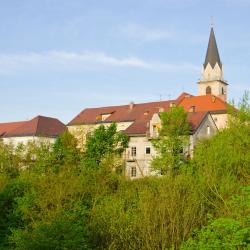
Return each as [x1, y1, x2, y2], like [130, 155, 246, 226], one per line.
[3, 136, 56, 147]
[125, 136, 158, 179]
[211, 113, 228, 130]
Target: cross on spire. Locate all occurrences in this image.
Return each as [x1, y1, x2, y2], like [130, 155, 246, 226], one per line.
[210, 16, 214, 28]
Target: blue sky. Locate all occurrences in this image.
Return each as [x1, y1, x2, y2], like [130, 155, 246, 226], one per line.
[1, 0, 250, 123]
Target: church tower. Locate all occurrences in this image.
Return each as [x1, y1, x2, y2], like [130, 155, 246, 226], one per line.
[198, 27, 228, 101]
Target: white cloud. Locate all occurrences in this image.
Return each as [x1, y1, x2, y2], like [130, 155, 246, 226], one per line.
[0, 51, 199, 74]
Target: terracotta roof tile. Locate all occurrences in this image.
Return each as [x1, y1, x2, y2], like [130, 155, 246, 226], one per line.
[68, 93, 227, 136]
[68, 100, 173, 126]
[0, 121, 26, 137]
[178, 95, 228, 112]
[187, 112, 208, 132]
[1, 116, 67, 138]
[175, 92, 193, 104]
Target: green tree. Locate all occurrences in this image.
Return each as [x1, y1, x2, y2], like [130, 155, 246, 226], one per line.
[152, 106, 190, 175]
[84, 123, 128, 169]
[0, 141, 24, 177]
[51, 131, 82, 171]
[0, 176, 33, 248]
[228, 91, 250, 124]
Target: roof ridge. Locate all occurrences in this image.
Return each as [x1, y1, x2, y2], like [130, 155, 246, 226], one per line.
[83, 100, 174, 110]
[0, 120, 26, 125]
[34, 116, 42, 136]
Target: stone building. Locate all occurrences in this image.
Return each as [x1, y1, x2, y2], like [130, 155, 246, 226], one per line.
[68, 27, 229, 178]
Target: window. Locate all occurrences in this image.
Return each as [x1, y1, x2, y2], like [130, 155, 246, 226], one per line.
[153, 125, 157, 132]
[152, 124, 160, 138]
[206, 86, 212, 95]
[131, 147, 136, 157]
[222, 87, 225, 95]
[96, 113, 112, 121]
[131, 166, 137, 177]
[145, 147, 151, 154]
[207, 125, 211, 135]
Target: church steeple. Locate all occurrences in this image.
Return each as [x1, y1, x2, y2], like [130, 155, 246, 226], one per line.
[204, 27, 222, 69]
[198, 26, 228, 102]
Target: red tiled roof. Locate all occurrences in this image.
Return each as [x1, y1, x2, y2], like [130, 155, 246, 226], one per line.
[178, 94, 228, 112]
[68, 93, 227, 136]
[68, 100, 174, 126]
[1, 116, 67, 138]
[187, 112, 208, 132]
[0, 121, 26, 137]
[175, 92, 194, 104]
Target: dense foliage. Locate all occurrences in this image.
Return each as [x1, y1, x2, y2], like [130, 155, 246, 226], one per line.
[0, 102, 249, 249]
[152, 106, 190, 175]
[85, 123, 129, 169]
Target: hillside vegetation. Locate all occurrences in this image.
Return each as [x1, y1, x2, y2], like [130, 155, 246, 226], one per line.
[0, 97, 249, 250]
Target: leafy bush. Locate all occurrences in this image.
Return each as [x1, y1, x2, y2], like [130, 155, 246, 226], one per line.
[182, 187, 250, 249]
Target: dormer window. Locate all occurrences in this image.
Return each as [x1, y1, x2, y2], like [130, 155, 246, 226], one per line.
[96, 115, 102, 121]
[189, 106, 195, 113]
[170, 102, 176, 108]
[101, 113, 112, 121]
[96, 113, 113, 122]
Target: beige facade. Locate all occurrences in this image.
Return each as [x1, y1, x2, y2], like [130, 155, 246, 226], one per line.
[68, 121, 133, 150]
[125, 136, 158, 179]
[211, 113, 228, 130]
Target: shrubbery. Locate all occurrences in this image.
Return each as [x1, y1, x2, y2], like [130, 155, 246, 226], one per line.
[0, 100, 249, 249]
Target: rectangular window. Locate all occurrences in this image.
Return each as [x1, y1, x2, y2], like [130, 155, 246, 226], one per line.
[207, 125, 211, 135]
[153, 125, 157, 132]
[131, 166, 136, 177]
[131, 147, 136, 156]
[145, 147, 151, 154]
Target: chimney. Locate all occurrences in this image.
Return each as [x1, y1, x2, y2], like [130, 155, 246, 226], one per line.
[129, 102, 134, 110]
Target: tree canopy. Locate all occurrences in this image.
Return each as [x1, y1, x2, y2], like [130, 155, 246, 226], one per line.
[151, 106, 190, 175]
[84, 123, 128, 168]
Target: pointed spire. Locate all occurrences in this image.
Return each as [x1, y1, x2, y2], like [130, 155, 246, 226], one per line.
[204, 27, 222, 69]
